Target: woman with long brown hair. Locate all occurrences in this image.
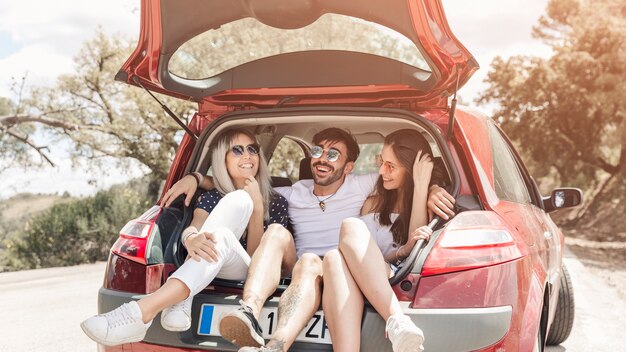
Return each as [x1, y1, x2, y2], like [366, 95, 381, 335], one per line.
[322, 129, 434, 352]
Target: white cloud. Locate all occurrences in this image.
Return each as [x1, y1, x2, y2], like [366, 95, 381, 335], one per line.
[0, 44, 73, 93]
[0, 0, 138, 98]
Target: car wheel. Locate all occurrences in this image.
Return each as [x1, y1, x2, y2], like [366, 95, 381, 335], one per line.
[546, 263, 575, 345]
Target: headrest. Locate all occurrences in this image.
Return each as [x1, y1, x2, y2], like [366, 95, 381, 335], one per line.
[299, 157, 313, 180]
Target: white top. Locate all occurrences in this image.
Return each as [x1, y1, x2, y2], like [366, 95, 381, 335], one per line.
[360, 212, 399, 259]
[275, 173, 378, 257]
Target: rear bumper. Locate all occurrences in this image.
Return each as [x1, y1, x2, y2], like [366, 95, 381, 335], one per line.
[361, 302, 511, 352]
[99, 287, 511, 352]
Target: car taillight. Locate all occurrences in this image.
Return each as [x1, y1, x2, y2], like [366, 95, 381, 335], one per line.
[111, 206, 162, 265]
[421, 211, 527, 276]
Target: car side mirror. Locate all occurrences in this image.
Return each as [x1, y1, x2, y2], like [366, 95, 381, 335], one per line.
[543, 188, 583, 213]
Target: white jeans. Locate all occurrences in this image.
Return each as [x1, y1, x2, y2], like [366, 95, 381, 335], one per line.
[169, 189, 253, 297]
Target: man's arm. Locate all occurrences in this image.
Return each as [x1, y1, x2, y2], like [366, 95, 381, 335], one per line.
[160, 174, 215, 208]
[427, 185, 455, 220]
[426, 156, 455, 220]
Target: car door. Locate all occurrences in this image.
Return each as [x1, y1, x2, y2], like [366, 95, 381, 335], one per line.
[488, 122, 560, 284]
[492, 124, 562, 287]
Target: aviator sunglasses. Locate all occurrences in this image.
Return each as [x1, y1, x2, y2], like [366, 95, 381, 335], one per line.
[231, 143, 260, 157]
[311, 145, 341, 162]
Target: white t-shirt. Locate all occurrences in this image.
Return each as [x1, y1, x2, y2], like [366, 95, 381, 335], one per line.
[360, 212, 399, 259]
[275, 173, 378, 257]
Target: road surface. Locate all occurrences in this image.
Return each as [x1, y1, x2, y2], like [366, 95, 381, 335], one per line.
[0, 248, 623, 351]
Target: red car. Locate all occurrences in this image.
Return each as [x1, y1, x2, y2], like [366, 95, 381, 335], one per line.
[100, 0, 579, 351]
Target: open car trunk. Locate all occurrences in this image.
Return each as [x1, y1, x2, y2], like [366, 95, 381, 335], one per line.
[117, 0, 478, 109]
[172, 107, 455, 289]
[98, 106, 483, 351]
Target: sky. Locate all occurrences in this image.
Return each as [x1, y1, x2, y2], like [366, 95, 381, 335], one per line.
[0, 0, 552, 200]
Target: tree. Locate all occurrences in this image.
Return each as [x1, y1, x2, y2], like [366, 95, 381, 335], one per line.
[0, 79, 80, 171]
[41, 30, 195, 183]
[1, 29, 195, 192]
[478, 0, 626, 232]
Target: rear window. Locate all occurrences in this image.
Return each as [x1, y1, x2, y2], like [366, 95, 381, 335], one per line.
[353, 143, 382, 175]
[169, 14, 429, 79]
[268, 138, 305, 183]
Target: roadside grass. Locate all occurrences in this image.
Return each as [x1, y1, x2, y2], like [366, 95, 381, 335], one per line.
[0, 177, 154, 272]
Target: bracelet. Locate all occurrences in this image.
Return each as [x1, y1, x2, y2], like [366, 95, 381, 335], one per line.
[395, 246, 405, 265]
[188, 172, 200, 186]
[181, 227, 198, 248]
[189, 172, 204, 187]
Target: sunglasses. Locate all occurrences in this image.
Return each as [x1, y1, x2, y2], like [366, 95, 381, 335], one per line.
[311, 145, 342, 162]
[231, 143, 260, 157]
[375, 154, 397, 172]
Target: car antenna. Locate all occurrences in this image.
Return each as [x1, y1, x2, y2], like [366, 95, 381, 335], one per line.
[446, 73, 461, 140]
[131, 76, 198, 141]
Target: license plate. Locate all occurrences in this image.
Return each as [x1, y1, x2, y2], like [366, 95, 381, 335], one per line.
[197, 304, 332, 344]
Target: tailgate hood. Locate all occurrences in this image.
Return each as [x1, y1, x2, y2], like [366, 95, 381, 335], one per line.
[117, 0, 478, 109]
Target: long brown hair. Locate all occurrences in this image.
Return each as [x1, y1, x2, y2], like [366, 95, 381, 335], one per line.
[371, 129, 432, 244]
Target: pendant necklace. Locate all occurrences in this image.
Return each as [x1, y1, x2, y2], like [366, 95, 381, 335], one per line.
[314, 192, 337, 212]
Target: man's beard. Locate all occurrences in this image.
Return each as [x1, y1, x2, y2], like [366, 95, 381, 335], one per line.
[312, 161, 345, 186]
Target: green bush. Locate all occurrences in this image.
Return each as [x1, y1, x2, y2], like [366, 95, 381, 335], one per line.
[5, 179, 153, 270]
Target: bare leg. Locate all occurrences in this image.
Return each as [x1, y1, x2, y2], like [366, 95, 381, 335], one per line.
[140, 190, 255, 324]
[136, 279, 189, 323]
[322, 249, 363, 352]
[242, 224, 297, 318]
[338, 218, 401, 321]
[265, 253, 323, 351]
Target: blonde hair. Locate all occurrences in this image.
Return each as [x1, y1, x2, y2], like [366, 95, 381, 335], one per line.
[210, 128, 274, 219]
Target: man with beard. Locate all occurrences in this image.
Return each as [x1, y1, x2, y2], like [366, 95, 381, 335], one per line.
[160, 127, 455, 351]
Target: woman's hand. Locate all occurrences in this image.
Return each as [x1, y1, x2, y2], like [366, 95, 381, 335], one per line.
[243, 176, 264, 213]
[427, 185, 455, 220]
[160, 175, 199, 208]
[398, 226, 433, 258]
[413, 150, 434, 185]
[185, 232, 220, 262]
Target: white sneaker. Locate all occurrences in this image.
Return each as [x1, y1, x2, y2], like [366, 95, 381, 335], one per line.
[385, 314, 425, 352]
[161, 296, 192, 331]
[80, 301, 152, 346]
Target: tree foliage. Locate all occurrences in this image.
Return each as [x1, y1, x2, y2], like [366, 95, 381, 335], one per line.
[4, 179, 152, 270]
[478, 0, 626, 229]
[0, 81, 66, 171]
[268, 138, 305, 182]
[1, 29, 195, 182]
[42, 30, 195, 180]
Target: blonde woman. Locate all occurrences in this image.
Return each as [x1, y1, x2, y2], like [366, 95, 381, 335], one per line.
[81, 128, 289, 346]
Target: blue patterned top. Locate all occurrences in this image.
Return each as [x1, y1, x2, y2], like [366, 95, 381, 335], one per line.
[196, 189, 289, 249]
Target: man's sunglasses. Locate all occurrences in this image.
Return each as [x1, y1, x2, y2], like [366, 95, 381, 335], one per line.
[231, 143, 260, 157]
[311, 145, 341, 162]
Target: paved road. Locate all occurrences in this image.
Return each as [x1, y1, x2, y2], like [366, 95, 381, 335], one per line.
[1, 248, 623, 352]
[0, 262, 103, 352]
[545, 248, 626, 352]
